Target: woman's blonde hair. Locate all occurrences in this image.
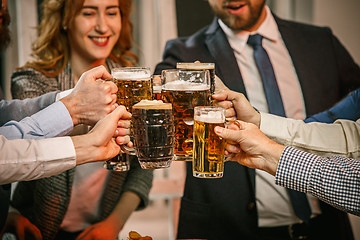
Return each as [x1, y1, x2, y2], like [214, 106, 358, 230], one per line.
[23, 0, 138, 77]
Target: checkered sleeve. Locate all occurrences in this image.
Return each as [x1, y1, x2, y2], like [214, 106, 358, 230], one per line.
[275, 146, 360, 216]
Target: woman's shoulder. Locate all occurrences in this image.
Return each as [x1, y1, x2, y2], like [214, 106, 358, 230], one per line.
[11, 67, 59, 99]
[11, 67, 50, 81]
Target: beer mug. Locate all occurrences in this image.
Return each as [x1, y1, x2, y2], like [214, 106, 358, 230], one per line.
[177, 62, 215, 95]
[193, 106, 226, 178]
[161, 69, 211, 161]
[113, 67, 153, 112]
[151, 75, 162, 100]
[132, 100, 175, 169]
[104, 67, 152, 171]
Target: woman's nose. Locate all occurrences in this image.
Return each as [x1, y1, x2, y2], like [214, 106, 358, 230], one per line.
[94, 14, 109, 33]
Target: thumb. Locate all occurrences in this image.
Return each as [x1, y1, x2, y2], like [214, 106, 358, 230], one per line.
[212, 90, 229, 101]
[90, 105, 131, 135]
[107, 105, 132, 124]
[83, 65, 112, 82]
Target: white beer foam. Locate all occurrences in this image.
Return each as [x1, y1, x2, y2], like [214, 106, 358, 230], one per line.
[195, 110, 225, 123]
[177, 63, 214, 70]
[163, 80, 209, 91]
[133, 100, 172, 109]
[113, 71, 150, 80]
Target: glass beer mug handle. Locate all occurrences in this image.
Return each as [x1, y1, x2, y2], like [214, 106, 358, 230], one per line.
[223, 120, 240, 161]
[121, 145, 136, 155]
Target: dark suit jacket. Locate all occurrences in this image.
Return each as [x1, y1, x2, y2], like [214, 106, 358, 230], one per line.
[155, 17, 360, 240]
[0, 91, 57, 231]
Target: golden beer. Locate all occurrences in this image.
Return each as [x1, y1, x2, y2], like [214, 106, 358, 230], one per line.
[193, 107, 225, 178]
[104, 67, 152, 171]
[115, 79, 152, 112]
[161, 76, 211, 161]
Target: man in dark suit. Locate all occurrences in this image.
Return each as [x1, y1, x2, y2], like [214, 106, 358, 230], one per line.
[154, 0, 360, 239]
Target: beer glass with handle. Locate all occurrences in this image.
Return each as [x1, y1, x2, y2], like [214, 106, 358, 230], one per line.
[177, 62, 215, 95]
[151, 75, 162, 100]
[161, 69, 211, 161]
[132, 100, 175, 169]
[193, 106, 226, 178]
[104, 67, 152, 171]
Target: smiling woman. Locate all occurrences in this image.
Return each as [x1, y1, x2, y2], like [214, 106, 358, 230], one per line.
[8, 0, 153, 240]
[14, 0, 137, 82]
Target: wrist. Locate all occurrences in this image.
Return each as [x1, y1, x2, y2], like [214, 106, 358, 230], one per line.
[109, 191, 140, 232]
[247, 107, 261, 127]
[253, 110, 261, 128]
[105, 213, 125, 233]
[71, 135, 98, 165]
[60, 95, 79, 126]
[263, 141, 285, 176]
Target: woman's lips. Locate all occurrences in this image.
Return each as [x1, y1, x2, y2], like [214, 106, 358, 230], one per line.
[89, 36, 110, 46]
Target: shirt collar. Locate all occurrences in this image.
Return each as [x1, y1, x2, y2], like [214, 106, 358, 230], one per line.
[219, 5, 280, 52]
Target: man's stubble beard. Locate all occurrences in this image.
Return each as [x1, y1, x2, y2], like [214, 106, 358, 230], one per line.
[212, 1, 265, 31]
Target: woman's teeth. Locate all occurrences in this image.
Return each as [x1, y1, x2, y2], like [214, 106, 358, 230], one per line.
[91, 37, 108, 43]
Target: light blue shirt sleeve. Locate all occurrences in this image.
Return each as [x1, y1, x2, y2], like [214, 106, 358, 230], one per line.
[0, 101, 73, 140]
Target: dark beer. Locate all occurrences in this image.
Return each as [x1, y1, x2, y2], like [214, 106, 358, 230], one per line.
[161, 80, 211, 160]
[104, 67, 152, 171]
[132, 100, 174, 169]
[193, 107, 225, 178]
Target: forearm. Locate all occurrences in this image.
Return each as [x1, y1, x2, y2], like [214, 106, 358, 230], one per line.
[0, 92, 58, 126]
[106, 191, 141, 232]
[0, 136, 76, 185]
[0, 101, 73, 140]
[276, 146, 360, 216]
[260, 113, 360, 159]
[261, 141, 285, 176]
[70, 135, 101, 165]
[121, 159, 153, 210]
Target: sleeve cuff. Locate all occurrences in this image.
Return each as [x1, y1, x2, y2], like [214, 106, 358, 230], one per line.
[56, 89, 73, 101]
[39, 136, 77, 177]
[32, 101, 74, 137]
[275, 146, 316, 193]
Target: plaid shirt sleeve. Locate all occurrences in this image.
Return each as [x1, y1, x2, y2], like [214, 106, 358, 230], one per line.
[275, 146, 360, 216]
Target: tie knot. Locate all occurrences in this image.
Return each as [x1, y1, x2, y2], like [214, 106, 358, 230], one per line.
[247, 34, 263, 48]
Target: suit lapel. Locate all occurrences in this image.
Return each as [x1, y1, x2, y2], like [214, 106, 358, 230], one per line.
[204, 19, 248, 96]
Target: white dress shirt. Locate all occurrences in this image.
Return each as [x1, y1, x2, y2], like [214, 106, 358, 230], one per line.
[219, 6, 320, 227]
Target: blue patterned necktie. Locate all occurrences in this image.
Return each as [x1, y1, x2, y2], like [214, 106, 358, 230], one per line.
[247, 34, 311, 223]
